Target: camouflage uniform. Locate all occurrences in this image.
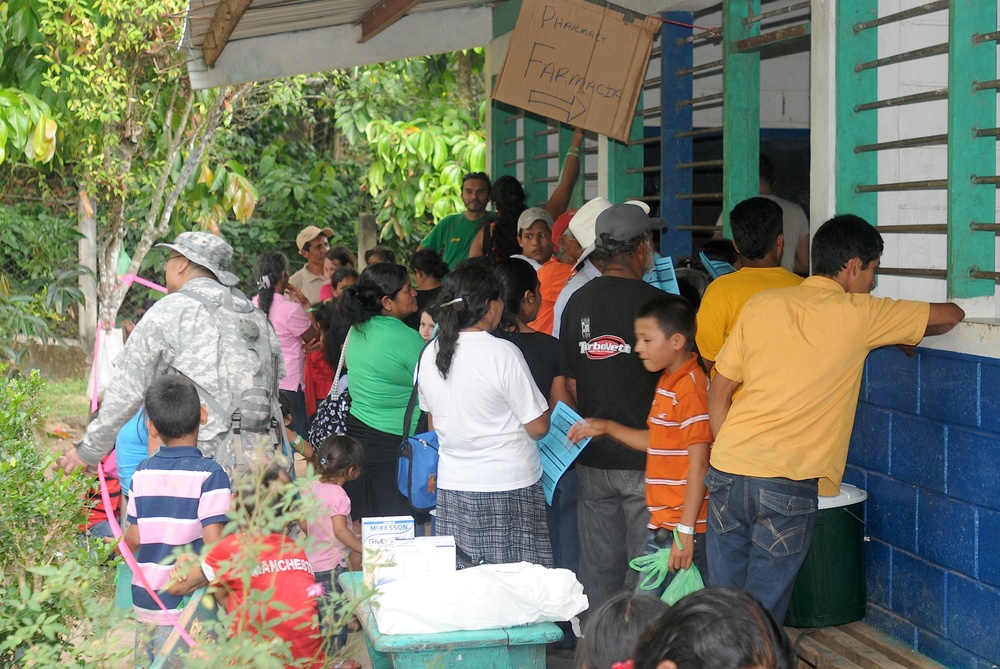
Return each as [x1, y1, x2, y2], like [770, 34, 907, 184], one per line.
[77, 234, 286, 476]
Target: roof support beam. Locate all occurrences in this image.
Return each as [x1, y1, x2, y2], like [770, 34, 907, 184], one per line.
[356, 0, 423, 43]
[202, 0, 253, 67]
[188, 5, 492, 90]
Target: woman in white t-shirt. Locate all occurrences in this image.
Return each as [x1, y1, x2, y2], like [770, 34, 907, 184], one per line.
[417, 261, 553, 565]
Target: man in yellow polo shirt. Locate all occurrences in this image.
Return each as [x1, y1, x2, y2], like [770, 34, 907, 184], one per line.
[697, 197, 803, 373]
[705, 214, 965, 623]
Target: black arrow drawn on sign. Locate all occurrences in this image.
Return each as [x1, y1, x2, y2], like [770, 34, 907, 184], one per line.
[527, 90, 588, 123]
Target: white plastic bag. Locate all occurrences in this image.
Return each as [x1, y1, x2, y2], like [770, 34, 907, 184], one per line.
[372, 562, 588, 635]
[87, 327, 125, 409]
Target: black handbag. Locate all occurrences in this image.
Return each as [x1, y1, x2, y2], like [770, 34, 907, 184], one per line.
[307, 328, 351, 446]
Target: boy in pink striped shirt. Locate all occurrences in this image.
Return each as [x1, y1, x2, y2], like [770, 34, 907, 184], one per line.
[124, 375, 231, 666]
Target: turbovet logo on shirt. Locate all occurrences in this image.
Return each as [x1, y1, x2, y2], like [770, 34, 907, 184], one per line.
[579, 335, 632, 359]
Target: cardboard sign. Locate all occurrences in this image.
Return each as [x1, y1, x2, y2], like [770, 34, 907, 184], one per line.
[492, 0, 661, 142]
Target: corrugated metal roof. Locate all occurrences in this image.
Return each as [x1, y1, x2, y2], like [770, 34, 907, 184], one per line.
[186, 0, 496, 47]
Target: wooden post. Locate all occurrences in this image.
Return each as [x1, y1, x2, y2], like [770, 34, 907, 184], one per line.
[947, 0, 997, 298]
[721, 0, 761, 238]
[834, 0, 878, 224]
[522, 114, 549, 207]
[607, 105, 644, 204]
[660, 14, 694, 258]
[491, 94, 520, 181]
[78, 191, 98, 349]
[357, 213, 379, 270]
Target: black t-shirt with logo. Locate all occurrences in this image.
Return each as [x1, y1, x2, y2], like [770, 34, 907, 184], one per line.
[560, 275, 662, 470]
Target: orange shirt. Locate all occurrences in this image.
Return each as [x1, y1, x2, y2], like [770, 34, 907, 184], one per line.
[645, 354, 713, 531]
[530, 258, 574, 335]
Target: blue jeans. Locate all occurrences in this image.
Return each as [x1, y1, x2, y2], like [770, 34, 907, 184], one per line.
[704, 466, 818, 624]
[576, 465, 648, 618]
[546, 468, 580, 574]
[635, 529, 708, 599]
[134, 623, 172, 668]
[314, 566, 348, 653]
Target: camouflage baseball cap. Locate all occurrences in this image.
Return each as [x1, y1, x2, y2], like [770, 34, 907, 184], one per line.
[156, 231, 240, 287]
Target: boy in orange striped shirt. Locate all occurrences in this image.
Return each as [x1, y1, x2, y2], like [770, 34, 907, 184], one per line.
[569, 294, 712, 590]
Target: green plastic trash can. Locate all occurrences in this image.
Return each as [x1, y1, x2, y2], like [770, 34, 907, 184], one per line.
[784, 483, 867, 628]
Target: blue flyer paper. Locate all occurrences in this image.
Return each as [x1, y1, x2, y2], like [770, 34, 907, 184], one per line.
[643, 255, 681, 295]
[699, 252, 737, 279]
[538, 402, 590, 506]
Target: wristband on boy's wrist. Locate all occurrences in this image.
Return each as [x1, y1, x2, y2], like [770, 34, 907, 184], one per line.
[675, 523, 696, 535]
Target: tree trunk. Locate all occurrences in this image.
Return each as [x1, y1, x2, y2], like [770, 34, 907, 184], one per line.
[77, 191, 98, 347]
[456, 51, 473, 107]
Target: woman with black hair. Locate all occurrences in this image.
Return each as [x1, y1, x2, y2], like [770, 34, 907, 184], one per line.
[335, 263, 425, 521]
[494, 257, 578, 584]
[403, 248, 449, 330]
[253, 252, 319, 438]
[416, 261, 553, 565]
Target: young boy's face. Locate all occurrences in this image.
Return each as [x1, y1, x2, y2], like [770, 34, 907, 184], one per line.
[634, 316, 686, 374]
[517, 220, 553, 263]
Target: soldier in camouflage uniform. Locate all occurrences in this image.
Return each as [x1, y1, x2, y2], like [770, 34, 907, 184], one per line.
[60, 232, 286, 477]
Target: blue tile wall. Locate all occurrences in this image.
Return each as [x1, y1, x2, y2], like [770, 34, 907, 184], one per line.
[919, 352, 978, 427]
[918, 629, 980, 669]
[947, 426, 1000, 511]
[867, 473, 917, 553]
[980, 361, 1000, 434]
[852, 347, 1000, 666]
[977, 508, 1000, 589]
[947, 575, 1000, 662]
[865, 539, 892, 609]
[917, 491, 976, 577]
[890, 551, 946, 634]
[890, 414, 945, 492]
[867, 346, 919, 413]
[848, 404, 892, 472]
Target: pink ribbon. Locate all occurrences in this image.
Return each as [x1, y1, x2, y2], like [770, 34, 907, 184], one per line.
[89, 275, 168, 412]
[98, 462, 198, 648]
[120, 273, 168, 295]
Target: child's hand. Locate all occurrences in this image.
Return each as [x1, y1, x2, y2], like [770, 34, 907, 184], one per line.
[668, 532, 695, 572]
[170, 554, 197, 583]
[567, 418, 607, 443]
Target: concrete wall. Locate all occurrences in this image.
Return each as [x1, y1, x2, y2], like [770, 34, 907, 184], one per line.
[847, 346, 1000, 668]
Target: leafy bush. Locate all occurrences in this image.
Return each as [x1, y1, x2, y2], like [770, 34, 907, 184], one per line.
[0, 203, 85, 315]
[0, 369, 127, 666]
[0, 203, 86, 367]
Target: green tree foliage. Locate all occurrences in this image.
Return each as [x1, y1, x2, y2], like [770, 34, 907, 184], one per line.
[327, 51, 487, 245]
[1, 0, 257, 329]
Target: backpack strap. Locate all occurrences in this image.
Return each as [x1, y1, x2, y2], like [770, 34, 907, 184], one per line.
[328, 328, 351, 400]
[178, 289, 243, 426]
[402, 340, 433, 440]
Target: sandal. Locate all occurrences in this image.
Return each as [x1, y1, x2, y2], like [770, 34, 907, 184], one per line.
[331, 661, 362, 669]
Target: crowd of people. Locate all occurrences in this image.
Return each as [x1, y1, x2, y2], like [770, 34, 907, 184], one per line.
[60, 159, 967, 668]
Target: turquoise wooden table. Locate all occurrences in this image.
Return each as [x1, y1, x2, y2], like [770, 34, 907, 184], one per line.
[339, 571, 563, 669]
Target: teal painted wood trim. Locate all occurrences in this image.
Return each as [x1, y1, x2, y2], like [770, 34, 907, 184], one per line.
[608, 105, 645, 204]
[947, 0, 997, 298]
[491, 93, 520, 180]
[834, 0, 878, 224]
[559, 124, 585, 208]
[523, 113, 550, 207]
[660, 14, 694, 258]
[493, 0, 521, 39]
[721, 0, 760, 238]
